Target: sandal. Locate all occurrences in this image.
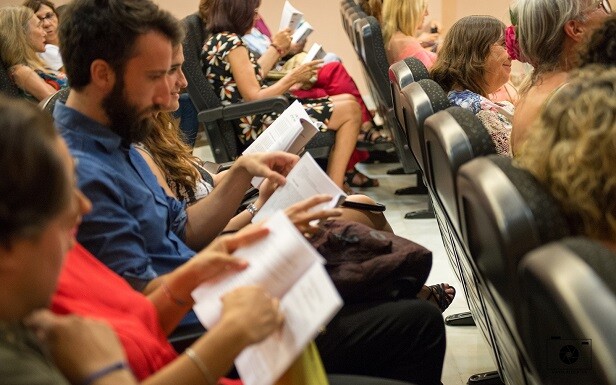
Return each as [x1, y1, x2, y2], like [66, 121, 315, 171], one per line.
[421, 283, 456, 312]
[345, 169, 380, 188]
[357, 124, 395, 151]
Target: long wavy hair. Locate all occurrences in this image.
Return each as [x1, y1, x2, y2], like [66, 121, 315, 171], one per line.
[381, 0, 426, 44]
[141, 112, 202, 193]
[0, 6, 48, 72]
[430, 15, 505, 97]
[359, 0, 383, 22]
[516, 65, 616, 242]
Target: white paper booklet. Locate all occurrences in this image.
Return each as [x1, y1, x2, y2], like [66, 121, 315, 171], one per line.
[279, 0, 303, 32]
[242, 100, 322, 187]
[302, 43, 327, 64]
[292, 20, 313, 44]
[191, 211, 343, 385]
[253, 153, 346, 223]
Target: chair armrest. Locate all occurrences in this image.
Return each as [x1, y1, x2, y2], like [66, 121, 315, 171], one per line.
[198, 96, 289, 123]
[202, 161, 234, 174]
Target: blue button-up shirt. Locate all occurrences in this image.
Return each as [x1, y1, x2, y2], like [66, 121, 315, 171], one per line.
[55, 102, 196, 288]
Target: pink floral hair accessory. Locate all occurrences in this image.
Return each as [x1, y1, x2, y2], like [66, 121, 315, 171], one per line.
[505, 25, 521, 61]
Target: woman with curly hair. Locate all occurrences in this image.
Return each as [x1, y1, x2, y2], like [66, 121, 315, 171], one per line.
[430, 16, 514, 156]
[0, 6, 67, 101]
[510, 0, 610, 155]
[516, 65, 616, 246]
[579, 13, 616, 67]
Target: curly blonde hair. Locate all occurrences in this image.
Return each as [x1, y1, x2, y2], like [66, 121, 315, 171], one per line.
[0, 6, 48, 72]
[381, 0, 427, 44]
[516, 65, 616, 242]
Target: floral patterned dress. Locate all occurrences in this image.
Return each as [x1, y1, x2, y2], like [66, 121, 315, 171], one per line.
[202, 32, 333, 149]
[448, 90, 514, 157]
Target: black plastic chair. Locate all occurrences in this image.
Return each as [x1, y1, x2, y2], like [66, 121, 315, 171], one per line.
[457, 155, 570, 385]
[388, 58, 430, 192]
[1, 59, 21, 98]
[421, 106, 497, 329]
[519, 237, 616, 385]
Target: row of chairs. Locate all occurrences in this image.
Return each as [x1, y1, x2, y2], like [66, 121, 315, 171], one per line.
[385, 36, 616, 385]
[339, 0, 428, 202]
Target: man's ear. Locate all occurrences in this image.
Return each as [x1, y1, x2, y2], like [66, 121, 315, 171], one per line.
[89, 59, 116, 92]
[564, 19, 586, 42]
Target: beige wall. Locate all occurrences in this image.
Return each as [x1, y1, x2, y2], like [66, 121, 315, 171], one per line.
[0, 0, 513, 97]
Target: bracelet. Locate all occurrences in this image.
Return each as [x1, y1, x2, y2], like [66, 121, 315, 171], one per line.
[81, 361, 129, 385]
[270, 43, 285, 56]
[185, 347, 217, 385]
[246, 203, 259, 217]
[161, 279, 189, 306]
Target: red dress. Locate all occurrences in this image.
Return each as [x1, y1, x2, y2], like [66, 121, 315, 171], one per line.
[51, 244, 243, 384]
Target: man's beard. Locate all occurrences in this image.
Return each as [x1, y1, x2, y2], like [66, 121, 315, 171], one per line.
[102, 77, 158, 144]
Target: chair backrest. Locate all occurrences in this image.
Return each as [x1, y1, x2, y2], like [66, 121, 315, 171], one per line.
[400, 78, 450, 171]
[457, 155, 570, 385]
[1, 59, 21, 98]
[423, 106, 496, 232]
[457, 155, 570, 317]
[181, 13, 238, 162]
[389, 57, 430, 131]
[355, 16, 391, 109]
[519, 237, 616, 385]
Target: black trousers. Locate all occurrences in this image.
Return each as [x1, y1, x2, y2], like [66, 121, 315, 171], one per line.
[316, 299, 446, 385]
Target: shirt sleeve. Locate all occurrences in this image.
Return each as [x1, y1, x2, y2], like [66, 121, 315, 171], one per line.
[75, 157, 158, 290]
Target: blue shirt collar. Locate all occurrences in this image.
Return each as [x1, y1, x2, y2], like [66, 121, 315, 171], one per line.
[53, 101, 123, 153]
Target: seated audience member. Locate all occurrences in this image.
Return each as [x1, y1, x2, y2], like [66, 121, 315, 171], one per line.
[23, 0, 63, 71]
[138, 45, 393, 232]
[239, 12, 391, 155]
[202, 0, 362, 188]
[579, 13, 616, 67]
[0, 95, 138, 385]
[510, 0, 610, 155]
[382, 0, 436, 67]
[431, 15, 514, 156]
[57, 1, 447, 384]
[0, 6, 67, 101]
[516, 66, 616, 249]
[1, 95, 401, 385]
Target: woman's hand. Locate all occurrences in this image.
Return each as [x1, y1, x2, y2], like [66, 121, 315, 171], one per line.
[271, 29, 292, 56]
[289, 60, 322, 85]
[220, 286, 284, 345]
[183, 225, 270, 284]
[24, 310, 136, 385]
[284, 194, 342, 235]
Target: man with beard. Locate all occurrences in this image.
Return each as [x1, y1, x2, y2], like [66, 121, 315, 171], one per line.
[55, 2, 447, 384]
[55, 0, 299, 328]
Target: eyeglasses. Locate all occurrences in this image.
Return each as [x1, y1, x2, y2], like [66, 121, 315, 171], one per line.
[37, 12, 57, 23]
[589, 0, 612, 14]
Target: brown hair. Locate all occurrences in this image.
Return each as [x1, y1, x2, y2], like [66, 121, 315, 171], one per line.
[142, 112, 202, 194]
[0, 95, 69, 248]
[22, 0, 58, 16]
[206, 0, 260, 35]
[430, 15, 505, 97]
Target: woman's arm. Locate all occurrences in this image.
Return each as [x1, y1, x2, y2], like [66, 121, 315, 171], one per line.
[256, 29, 291, 75]
[143, 285, 282, 385]
[10, 64, 57, 101]
[228, 46, 319, 101]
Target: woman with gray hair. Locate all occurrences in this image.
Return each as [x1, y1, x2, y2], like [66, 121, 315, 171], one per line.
[510, 0, 611, 155]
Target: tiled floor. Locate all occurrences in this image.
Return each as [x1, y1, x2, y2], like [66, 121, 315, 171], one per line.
[195, 144, 498, 385]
